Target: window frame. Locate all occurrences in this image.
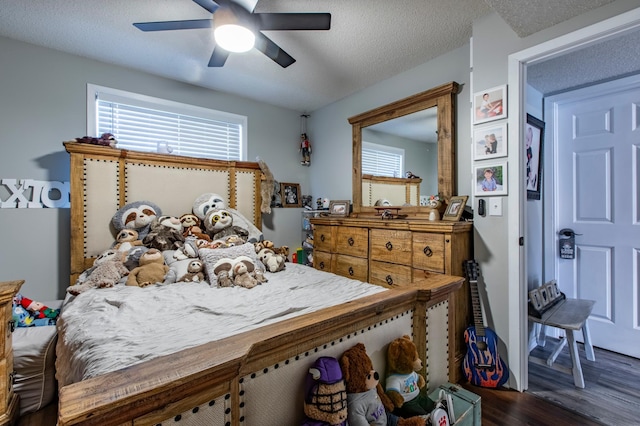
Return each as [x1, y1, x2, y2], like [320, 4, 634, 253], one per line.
[86, 84, 248, 161]
[361, 141, 405, 178]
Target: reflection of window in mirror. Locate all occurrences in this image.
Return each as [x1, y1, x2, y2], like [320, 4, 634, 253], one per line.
[362, 142, 404, 177]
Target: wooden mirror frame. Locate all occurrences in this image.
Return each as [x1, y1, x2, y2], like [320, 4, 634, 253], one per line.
[349, 81, 460, 216]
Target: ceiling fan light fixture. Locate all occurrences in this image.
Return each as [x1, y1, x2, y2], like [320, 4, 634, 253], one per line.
[214, 24, 255, 53]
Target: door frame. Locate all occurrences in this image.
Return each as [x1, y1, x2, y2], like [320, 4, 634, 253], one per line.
[507, 8, 640, 390]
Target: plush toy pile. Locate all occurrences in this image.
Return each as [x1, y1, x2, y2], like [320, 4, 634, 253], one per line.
[12, 294, 60, 327]
[65, 192, 288, 295]
[339, 343, 427, 426]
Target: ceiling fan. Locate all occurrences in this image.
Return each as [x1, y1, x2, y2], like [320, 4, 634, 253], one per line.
[133, 0, 331, 68]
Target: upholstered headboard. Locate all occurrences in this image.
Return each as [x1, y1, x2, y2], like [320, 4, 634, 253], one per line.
[64, 142, 262, 284]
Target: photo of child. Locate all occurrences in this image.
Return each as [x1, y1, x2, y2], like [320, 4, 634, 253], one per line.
[473, 85, 507, 124]
[474, 162, 507, 196]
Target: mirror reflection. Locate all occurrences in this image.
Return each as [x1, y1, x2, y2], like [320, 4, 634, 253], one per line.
[361, 107, 438, 206]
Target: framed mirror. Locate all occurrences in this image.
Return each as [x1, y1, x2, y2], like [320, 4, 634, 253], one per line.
[349, 81, 460, 216]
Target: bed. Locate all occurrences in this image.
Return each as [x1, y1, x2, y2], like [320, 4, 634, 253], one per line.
[51, 142, 465, 426]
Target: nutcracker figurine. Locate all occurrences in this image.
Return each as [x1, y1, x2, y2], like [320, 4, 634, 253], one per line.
[300, 114, 312, 166]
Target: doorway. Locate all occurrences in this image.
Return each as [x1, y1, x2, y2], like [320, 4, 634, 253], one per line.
[508, 7, 640, 390]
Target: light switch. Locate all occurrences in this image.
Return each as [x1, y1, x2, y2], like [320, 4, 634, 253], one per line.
[489, 197, 502, 216]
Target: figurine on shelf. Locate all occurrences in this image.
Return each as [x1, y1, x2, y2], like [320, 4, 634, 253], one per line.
[300, 133, 312, 166]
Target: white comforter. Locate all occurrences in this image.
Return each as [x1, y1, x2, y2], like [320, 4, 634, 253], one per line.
[56, 263, 385, 387]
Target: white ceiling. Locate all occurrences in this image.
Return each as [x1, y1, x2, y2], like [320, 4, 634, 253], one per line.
[0, 0, 620, 112]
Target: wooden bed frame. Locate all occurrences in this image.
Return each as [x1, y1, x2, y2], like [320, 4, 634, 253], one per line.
[57, 142, 464, 426]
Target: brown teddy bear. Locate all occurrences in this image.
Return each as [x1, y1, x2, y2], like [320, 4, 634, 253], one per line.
[385, 335, 435, 418]
[126, 248, 169, 287]
[339, 343, 426, 426]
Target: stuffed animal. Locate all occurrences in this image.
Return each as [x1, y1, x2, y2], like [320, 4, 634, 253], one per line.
[143, 215, 185, 251]
[203, 208, 249, 242]
[73, 132, 117, 148]
[339, 343, 426, 426]
[257, 247, 286, 273]
[179, 213, 211, 241]
[301, 356, 348, 426]
[112, 229, 144, 252]
[126, 248, 169, 287]
[231, 261, 258, 289]
[257, 157, 276, 214]
[385, 335, 435, 418]
[192, 193, 263, 242]
[211, 256, 266, 288]
[67, 249, 129, 295]
[172, 239, 199, 261]
[255, 240, 289, 261]
[17, 295, 59, 319]
[111, 200, 162, 240]
[178, 259, 206, 283]
[12, 294, 59, 327]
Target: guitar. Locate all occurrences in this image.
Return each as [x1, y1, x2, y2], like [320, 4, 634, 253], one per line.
[462, 260, 509, 388]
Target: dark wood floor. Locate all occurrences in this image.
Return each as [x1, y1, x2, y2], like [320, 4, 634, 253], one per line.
[461, 339, 640, 426]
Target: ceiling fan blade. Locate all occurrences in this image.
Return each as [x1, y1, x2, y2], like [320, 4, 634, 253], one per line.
[208, 46, 230, 67]
[192, 0, 221, 14]
[256, 13, 331, 31]
[134, 19, 212, 31]
[254, 33, 295, 68]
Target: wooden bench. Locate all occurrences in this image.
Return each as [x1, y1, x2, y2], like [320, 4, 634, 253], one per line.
[528, 296, 595, 388]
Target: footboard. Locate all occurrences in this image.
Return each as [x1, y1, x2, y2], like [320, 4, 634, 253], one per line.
[57, 276, 462, 426]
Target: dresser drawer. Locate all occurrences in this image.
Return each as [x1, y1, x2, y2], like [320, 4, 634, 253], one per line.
[314, 225, 336, 252]
[313, 250, 333, 272]
[370, 229, 412, 265]
[412, 232, 446, 273]
[335, 227, 368, 258]
[334, 254, 368, 281]
[369, 260, 412, 288]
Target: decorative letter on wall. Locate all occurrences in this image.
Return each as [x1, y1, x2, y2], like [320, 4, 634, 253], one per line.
[0, 179, 70, 208]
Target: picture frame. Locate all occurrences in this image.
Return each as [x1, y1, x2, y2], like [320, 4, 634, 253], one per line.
[526, 114, 544, 200]
[474, 161, 508, 196]
[328, 200, 350, 217]
[473, 122, 507, 160]
[442, 195, 468, 222]
[473, 85, 507, 124]
[280, 182, 301, 207]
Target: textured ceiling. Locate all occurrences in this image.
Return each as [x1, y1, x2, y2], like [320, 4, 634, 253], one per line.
[0, 0, 626, 112]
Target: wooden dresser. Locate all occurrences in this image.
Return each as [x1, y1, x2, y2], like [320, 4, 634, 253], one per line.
[311, 217, 472, 382]
[0, 281, 23, 426]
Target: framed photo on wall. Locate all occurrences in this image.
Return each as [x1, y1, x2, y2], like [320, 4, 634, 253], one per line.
[473, 123, 507, 160]
[442, 195, 468, 222]
[473, 85, 507, 124]
[474, 161, 508, 196]
[526, 114, 544, 200]
[280, 182, 301, 207]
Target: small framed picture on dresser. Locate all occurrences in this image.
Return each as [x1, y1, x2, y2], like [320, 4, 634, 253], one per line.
[328, 200, 350, 217]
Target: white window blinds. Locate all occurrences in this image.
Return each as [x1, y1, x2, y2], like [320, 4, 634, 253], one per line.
[361, 142, 404, 177]
[87, 84, 247, 161]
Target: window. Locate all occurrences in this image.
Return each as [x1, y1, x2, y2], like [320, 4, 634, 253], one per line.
[361, 142, 404, 177]
[87, 84, 247, 161]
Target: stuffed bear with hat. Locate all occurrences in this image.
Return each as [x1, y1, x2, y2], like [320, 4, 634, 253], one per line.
[385, 335, 435, 418]
[339, 343, 426, 426]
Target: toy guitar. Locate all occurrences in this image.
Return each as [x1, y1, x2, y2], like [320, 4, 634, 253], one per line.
[462, 260, 509, 388]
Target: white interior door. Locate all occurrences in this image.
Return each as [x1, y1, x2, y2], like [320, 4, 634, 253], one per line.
[553, 75, 640, 358]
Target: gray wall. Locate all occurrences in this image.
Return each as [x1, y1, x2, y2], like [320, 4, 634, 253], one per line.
[470, 0, 639, 389]
[0, 37, 308, 300]
[309, 44, 473, 203]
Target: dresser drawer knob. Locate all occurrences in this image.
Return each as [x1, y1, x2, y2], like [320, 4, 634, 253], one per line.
[320, 234, 325, 242]
[423, 246, 433, 257]
[9, 319, 16, 333]
[9, 370, 16, 387]
[348, 237, 354, 246]
[348, 266, 354, 276]
[385, 241, 393, 251]
[319, 261, 325, 270]
[385, 275, 394, 286]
